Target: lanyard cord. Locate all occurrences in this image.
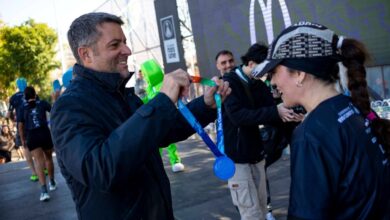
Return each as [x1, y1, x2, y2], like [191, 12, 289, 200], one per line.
[140, 59, 234, 180]
[177, 76, 225, 157]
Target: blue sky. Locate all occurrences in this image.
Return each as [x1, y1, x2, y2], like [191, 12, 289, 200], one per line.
[0, 0, 164, 76]
[0, 0, 106, 32]
[0, 0, 111, 73]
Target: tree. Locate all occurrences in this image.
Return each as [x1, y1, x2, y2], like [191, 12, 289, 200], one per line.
[0, 19, 60, 101]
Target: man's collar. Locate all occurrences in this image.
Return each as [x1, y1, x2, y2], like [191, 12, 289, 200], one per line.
[73, 64, 129, 92]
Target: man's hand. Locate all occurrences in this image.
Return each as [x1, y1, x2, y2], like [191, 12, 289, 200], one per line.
[160, 69, 191, 103]
[293, 113, 306, 122]
[160, 71, 231, 107]
[277, 103, 303, 122]
[204, 77, 231, 109]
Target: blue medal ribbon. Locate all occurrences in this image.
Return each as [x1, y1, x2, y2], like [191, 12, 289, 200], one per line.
[177, 78, 235, 181]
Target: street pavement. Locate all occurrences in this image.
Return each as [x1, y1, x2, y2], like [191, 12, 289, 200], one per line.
[0, 136, 291, 220]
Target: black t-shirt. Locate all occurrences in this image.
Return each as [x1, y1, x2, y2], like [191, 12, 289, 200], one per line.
[18, 100, 51, 131]
[288, 94, 390, 220]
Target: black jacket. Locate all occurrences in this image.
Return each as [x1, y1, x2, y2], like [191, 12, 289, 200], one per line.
[222, 67, 281, 163]
[288, 94, 390, 220]
[50, 64, 216, 220]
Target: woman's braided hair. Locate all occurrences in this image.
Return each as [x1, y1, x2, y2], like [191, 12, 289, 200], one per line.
[340, 38, 390, 157]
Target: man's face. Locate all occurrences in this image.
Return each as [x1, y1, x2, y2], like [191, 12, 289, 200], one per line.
[216, 54, 235, 76]
[84, 22, 132, 78]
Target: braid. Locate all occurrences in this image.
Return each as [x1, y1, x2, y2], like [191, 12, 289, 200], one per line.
[341, 38, 390, 156]
[340, 39, 370, 115]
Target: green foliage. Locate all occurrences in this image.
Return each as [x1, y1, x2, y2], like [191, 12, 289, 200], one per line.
[0, 19, 60, 101]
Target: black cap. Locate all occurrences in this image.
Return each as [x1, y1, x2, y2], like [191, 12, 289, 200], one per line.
[252, 21, 341, 79]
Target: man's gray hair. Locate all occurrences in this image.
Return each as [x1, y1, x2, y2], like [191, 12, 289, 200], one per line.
[67, 12, 124, 64]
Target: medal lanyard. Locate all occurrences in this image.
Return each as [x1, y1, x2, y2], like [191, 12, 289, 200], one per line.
[177, 76, 235, 180]
[177, 76, 224, 157]
[139, 59, 234, 180]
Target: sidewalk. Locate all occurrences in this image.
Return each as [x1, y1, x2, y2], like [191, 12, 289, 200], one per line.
[0, 138, 291, 220]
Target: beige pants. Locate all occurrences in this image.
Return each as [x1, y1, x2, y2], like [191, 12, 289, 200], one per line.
[228, 160, 267, 220]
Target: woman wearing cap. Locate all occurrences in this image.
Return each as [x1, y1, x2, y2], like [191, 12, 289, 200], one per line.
[253, 21, 390, 219]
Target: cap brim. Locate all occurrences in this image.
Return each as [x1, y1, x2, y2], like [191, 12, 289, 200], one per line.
[251, 59, 282, 79]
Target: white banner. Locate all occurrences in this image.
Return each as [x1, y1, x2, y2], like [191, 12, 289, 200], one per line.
[160, 15, 180, 63]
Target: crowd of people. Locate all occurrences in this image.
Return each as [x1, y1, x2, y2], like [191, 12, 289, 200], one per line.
[1, 11, 390, 220]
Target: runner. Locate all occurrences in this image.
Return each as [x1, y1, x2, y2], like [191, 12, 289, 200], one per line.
[18, 86, 56, 202]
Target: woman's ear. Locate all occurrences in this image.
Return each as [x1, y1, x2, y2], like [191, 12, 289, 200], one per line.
[296, 71, 307, 84]
[293, 71, 307, 87]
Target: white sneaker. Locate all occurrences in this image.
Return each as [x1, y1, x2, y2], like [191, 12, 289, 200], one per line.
[40, 192, 50, 202]
[49, 181, 57, 191]
[172, 163, 185, 173]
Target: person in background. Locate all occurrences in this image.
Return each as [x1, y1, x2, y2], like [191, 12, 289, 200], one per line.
[7, 78, 38, 181]
[7, 120, 25, 160]
[205, 50, 237, 140]
[134, 69, 147, 101]
[140, 69, 186, 173]
[0, 124, 15, 163]
[253, 21, 390, 219]
[216, 50, 236, 77]
[18, 86, 56, 202]
[50, 12, 231, 219]
[51, 79, 62, 103]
